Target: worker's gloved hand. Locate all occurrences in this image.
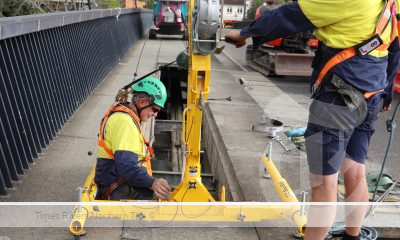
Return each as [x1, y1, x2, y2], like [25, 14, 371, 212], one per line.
[381, 103, 392, 112]
[381, 93, 392, 112]
[224, 31, 248, 48]
[151, 178, 171, 198]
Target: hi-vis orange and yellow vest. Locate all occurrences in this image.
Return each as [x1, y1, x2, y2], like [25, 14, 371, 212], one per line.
[98, 102, 154, 176]
[308, 0, 399, 98]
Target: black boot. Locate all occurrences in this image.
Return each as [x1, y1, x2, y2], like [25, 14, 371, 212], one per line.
[342, 231, 360, 240]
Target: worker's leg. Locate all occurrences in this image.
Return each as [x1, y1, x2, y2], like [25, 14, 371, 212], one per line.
[341, 158, 368, 236]
[304, 90, 356, 240]
[343, 92, 383, 236]
[304, 172, 339, 240]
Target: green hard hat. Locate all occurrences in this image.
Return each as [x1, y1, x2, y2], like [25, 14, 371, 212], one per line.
[132, 77, 167, 108]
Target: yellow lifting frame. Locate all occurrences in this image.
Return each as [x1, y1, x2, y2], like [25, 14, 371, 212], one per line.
[69, 0, 308, 236]
[69, 154, 307, 236]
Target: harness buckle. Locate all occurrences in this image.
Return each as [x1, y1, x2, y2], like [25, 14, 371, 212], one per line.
[311, 83, 321, 98]
[355, 34, 383, 56]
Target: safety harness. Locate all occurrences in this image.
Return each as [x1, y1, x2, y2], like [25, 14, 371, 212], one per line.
[311, 0, 398, 98]
[97, 102, 155, 199]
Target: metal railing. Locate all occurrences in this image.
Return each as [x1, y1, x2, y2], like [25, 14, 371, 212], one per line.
[0, 8, 152, 195]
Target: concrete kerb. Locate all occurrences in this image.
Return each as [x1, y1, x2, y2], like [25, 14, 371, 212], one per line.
[203, 67, 307, 238]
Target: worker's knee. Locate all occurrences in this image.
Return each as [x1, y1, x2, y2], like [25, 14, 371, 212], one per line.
[342, 159, 367, 187]
[309, 173, 338, 201]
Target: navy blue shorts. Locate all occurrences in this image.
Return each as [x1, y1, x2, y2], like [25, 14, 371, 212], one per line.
[305, 90, 383, 175]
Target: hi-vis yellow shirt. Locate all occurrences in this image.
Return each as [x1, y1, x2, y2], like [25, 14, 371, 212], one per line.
[298, 0, 399, 57]
[97, 112, 146, 160]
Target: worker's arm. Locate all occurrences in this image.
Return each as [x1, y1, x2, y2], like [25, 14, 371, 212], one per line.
[110, 115, 170, 196]
[114, 150, 154, 188]
[382, 37, 400, 112]
[114, 151, 170, 197]
[225, 1, 315, 49]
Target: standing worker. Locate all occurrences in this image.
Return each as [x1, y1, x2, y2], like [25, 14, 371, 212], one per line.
[95, 77, 171, 200]
[225, 1, 400, 239]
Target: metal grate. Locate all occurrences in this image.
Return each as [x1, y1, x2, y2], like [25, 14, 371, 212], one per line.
[0, 10, 152, 195]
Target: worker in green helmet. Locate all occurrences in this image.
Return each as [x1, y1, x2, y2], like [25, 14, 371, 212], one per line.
[95, 77, 171, 200]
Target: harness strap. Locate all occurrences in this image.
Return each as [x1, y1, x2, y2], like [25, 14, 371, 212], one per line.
[98, 103, 154, 162]
[101, 176, 124, 200]
[314, 0, 397, 99]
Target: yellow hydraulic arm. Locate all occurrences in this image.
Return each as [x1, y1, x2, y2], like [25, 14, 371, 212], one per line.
[168, 0, 216, 202]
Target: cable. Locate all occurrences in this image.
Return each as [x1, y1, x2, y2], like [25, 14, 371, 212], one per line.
[134, 37, 148, 76]
[185, 118, 195, 144]
[135, 203, 179, 228]
[180, 187, 213, 218]
[121, 60, 176, 91]
[366, 101, 399, 218]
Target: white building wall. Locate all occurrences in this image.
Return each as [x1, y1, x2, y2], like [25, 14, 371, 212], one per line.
[222, 3, 248, 21]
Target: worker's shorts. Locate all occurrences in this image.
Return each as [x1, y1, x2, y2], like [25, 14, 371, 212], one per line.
[304, 90, 383, 175]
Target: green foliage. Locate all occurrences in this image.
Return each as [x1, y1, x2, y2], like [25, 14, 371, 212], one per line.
[245, 0, 262, 20]
[0, 0, 36, 17]
[96, 0, 121, 8]
[144, 0, 155, 9]
[245, 0, 291, 20]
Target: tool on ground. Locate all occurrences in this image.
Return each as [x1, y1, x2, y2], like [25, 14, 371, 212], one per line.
[251, 118, 283, 138]
[208, 96, 232, 101]
[271, 135, 291, 152]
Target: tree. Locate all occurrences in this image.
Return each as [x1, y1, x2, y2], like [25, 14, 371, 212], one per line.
[95, 0, 120, 9]
[0, 0, 37, 17]
[245, 0, 291, 20]
[144, 0, 155, 9]
[245, 0, 262, 20]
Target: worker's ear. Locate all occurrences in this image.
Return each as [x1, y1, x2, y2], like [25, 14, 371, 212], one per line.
[138, 97, 151, 107]
[137, 97, 146, 107]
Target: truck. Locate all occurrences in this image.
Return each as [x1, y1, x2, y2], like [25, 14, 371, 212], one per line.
[149, 0, 188, 39]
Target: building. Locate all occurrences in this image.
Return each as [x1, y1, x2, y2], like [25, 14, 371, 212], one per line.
[121, 0, 147, 8]
[222, 0, 248, 23]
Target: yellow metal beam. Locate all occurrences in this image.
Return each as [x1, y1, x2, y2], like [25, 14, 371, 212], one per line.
[70, 156, 307, 236]
[169, 0, 215, 202]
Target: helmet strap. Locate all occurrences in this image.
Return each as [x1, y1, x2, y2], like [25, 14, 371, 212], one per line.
[133, 93, 154, 116]
[136, 103, 154, 115]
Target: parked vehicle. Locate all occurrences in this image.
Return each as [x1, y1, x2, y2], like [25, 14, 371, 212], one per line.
[149, 0, 188, 39]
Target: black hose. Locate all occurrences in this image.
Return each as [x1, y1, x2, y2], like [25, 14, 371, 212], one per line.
[326, 225, 378, 240]
[366, 101, 399, 217]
